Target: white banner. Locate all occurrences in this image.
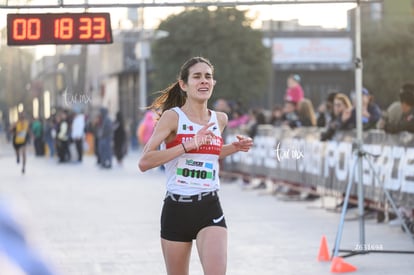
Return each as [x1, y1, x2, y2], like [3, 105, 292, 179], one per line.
[271, 37, 353, 64]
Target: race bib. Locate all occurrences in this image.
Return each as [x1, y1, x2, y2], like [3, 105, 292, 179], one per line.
[15, 130, 27, 144]
[175, 157, 217, 188]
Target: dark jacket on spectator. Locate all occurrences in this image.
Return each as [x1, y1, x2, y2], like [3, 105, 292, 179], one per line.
[320, 114, 354, 141]
[347, 103, 382, 131]
[384, 107, 414, 134]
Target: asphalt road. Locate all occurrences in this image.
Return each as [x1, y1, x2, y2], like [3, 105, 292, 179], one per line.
[0, 138, 413, 274]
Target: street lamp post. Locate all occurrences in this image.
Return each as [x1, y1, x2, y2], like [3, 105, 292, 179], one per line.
[135, 41, 150, 110]
[134, 29, 169, 110]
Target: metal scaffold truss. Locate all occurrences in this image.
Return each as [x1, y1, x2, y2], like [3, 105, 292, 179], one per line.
[0, 0, 380, 9]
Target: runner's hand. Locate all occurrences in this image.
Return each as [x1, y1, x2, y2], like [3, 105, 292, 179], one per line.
[192, 122, 215, 150]
[232, 135, 253, 152]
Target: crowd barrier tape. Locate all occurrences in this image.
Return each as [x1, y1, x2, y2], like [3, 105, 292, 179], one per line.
[223, 126, 414, 209]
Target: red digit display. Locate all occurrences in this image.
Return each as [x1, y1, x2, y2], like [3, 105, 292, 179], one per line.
[7, 13, 113, 46]
[12, 18, 41, 40]
[79, 17, 92, 39]
[13, 19, 27, 40]
[55, 18, 74, 40]
[28, 19, 41, 40]
[93, 17, 106, 39]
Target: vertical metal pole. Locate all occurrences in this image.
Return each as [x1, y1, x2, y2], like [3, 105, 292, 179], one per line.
[333, 155, 358, 257]
[138, 6, 147, 110]
[268, 19, 275, 110]
[139, 55, 147, 109]
[354, 0, 365, 247]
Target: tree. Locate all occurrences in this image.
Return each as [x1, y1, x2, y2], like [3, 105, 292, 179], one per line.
[362, 20, 414, 109]
[151, 7, 271, 108]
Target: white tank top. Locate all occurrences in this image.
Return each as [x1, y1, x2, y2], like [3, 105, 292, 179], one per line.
[162, 107, 223, 195]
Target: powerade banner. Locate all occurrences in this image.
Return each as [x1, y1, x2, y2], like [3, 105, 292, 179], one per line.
[223, 126, 414, 208]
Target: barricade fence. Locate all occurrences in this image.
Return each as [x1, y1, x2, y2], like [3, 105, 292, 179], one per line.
[222, 126, 414, 210]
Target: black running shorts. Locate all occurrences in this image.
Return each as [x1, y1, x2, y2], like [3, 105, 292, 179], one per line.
[161, 191, 227, 242]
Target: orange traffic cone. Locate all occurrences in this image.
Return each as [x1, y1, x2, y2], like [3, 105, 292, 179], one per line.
[317, 235, 330, 262]
[330, 256, 357, 273]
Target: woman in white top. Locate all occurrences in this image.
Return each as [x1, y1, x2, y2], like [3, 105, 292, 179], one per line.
[138, 56, 253, 275]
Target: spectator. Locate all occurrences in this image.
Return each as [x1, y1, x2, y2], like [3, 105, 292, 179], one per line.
[246, 109, 267, 139]
[283, 101, 301, 128]
[227, 109, 249, 129]
[91, 114, 102, 165]
[113, 111, 127, 165]
[383, 101, 402, 126]
[43, 117, 56, 158]
[71, 109, 85, 162]
[137, 110, 157, 147]
[378, 101, 402, 130]
[384, 82, 414, 133]
[297, 98, 317, 127]
[56, 111, 70, 163]
[213, 98, 232, 119]
[348, 88, 382, 130]
[269, 104, 284, 127]
[97, 107, 113, 169]
[320, 93, 353, 141]
[285, 74, 304, 105]
[317, 91, 338, 127]
[31, 117, 44, 156]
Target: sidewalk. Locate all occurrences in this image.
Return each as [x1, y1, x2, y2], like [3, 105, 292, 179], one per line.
[0, 141, 413, 274]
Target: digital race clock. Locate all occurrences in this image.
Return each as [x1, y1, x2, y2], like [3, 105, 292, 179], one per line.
[7, 13, 113, 46]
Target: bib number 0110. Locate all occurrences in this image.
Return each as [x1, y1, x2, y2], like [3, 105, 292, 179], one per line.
[178, 168, 212, 179]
